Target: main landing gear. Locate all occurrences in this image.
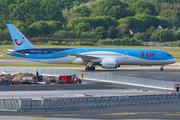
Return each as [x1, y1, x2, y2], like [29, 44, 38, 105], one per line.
[160, 65, 165, 71]
[85, 66, 95, 71]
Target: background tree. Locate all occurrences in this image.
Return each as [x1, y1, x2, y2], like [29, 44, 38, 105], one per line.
[150, 0, 180, 4]
[68, 16, 118, 31]
[118, 17, 142, 30]
[9, 7, 26, 22]
[134, 14, 163, 31]
[122, 25, 130, 35]
[91, 0, 129, 20]
[3, 20, 29, 37]
[74, 22, 92, 32]
[146, 26, 156, 39]
[159, 10, 180, 28]
[0, 0, 15, 21]
[40, 0, 65, 22]
[150, 29, 161, 42]
[46, 21, 63, 34]
[29, 20, 50, 37]
[121, 37, 130, 45]
[153, 2, 180, 12]
[108, 26, 118, 39]
[131, 0, 158, 15]
[150, 29, 174, 42]
[94, 16, 118, 29]
[68, 13, 84, 21]
[133, 33, 147, 41]
[95, 26, 108, 39]
[71, 5, 91, 17]
[174, 29, 180, 40]
[14, 21, 29, 37]
[159, 29, 174, 42]
[17, 0, 41, 22]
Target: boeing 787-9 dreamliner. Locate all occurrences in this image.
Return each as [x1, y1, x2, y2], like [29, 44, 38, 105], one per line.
[6, 24, 176, 71]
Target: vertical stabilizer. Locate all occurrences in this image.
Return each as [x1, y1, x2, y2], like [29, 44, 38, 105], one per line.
[7, 24, 36, 50]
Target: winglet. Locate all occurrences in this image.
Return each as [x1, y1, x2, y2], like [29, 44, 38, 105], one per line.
[6, 24, 36, 50]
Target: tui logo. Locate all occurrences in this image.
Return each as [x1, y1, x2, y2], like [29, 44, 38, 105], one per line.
[141, 51, 154, 57]
[14, 37, 24, 46]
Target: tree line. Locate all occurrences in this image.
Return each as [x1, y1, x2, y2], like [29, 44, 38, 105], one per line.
[1, 0, 180, 45]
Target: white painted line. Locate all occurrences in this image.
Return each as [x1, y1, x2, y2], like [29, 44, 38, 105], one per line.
[82, 78, 174, 90]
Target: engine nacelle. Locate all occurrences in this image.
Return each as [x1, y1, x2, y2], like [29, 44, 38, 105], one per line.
[100, 58, 120, 69]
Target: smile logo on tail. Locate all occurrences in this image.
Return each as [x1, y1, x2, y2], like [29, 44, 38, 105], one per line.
[14, 37, 24, 46]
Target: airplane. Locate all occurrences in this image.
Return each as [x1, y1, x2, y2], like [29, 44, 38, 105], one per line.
[6, 24, 176, 71]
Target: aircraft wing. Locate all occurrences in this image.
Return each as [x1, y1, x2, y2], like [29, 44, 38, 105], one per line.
[52, 51, 99, 60]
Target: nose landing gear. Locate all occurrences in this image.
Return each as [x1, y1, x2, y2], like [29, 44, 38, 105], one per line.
[160, 65, 165, 71]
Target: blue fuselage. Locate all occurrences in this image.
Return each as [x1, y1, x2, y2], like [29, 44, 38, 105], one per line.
[10, 48, 176, 65]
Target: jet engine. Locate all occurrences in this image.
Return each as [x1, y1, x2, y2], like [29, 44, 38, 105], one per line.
[100, 58, 120, 69]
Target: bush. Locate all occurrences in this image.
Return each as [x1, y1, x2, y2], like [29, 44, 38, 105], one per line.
[173, 40, 180, 46]
[70, 41, 95, 46]
[80, 32, 91, 38]
[53, 41, 61, 45]
[29, 21, 50, 37]
[35, 42, 44, 45]
[90, 31, 97, 38]
[68, 16, 118, 31]
[108, 26, 119, 39]
[112, 38, 121, 45]
[62, 41, 67, 45]
[88, 42, 95, 46]
[54, 30, 76, 39]
[97, 38, 113, 45]
[121, 37, 130, 45]
[47, 41, 53, 45]
[74, 41, 81, 45]
[2, 40, 11, 45]
[80, 41, 95, 46]
[150, 29, 174, 42]
[129, 38, 142, 46]
[95, 26, 108, 39]
[133, 33, 147, 41]
[97, 37, 142, 46]
[81, 41, 88, 45]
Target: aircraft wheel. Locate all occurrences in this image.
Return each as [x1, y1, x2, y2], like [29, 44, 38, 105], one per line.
[160, 68, 163, 71]
[90, 67, 95, 71]
[92, 66, 95, 71]
[85, 67, 90, 71]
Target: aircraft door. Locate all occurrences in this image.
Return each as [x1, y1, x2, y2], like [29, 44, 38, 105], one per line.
[43, 51, 49, 58]
[37, 51, 42, 58]
[77, 51, 81, 54]
[124, 52, 128, 59]
[157, 52, 162, 59]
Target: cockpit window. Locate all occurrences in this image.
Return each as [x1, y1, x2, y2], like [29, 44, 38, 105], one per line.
[167, 54, 172, 56]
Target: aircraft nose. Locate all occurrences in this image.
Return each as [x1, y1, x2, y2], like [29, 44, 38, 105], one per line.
[173, 58, 177, 63]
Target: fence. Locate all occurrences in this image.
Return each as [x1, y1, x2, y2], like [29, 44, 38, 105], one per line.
[0, 93, 180, 111]
[0, 99, 20, 110]
[0, 67, 176, 90]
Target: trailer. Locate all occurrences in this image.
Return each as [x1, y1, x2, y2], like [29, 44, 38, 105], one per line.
[58, 75, 82, 84]
[174, 83, 180, 92]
